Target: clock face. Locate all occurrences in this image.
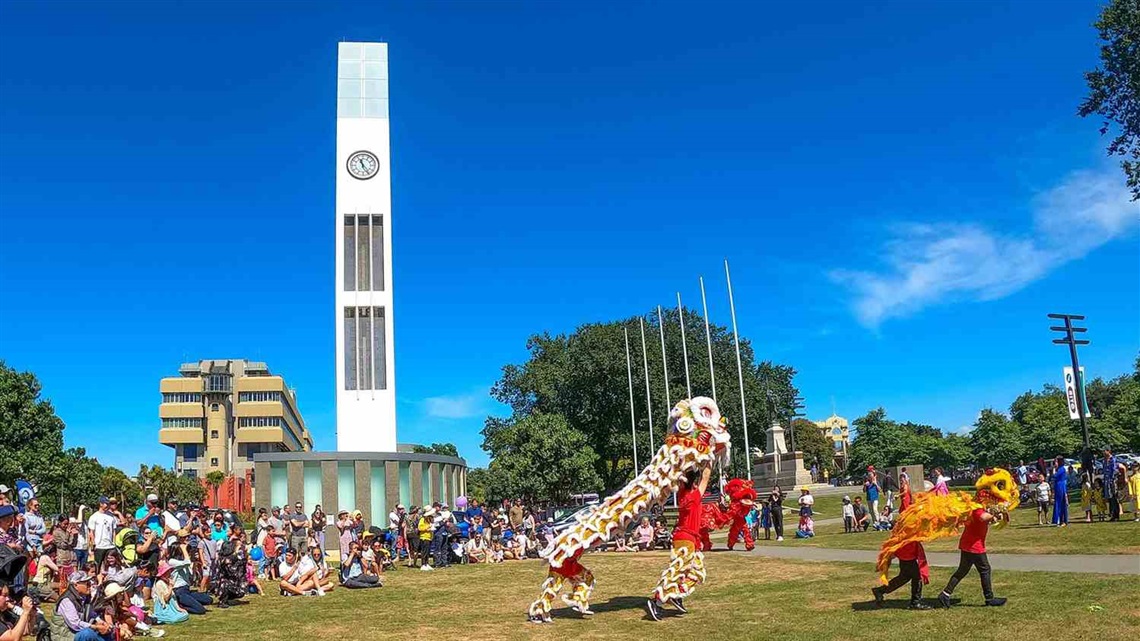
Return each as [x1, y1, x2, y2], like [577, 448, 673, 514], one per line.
[346, 150, 379, 180]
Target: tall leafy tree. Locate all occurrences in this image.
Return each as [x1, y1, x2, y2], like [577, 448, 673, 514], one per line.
[791, 418, 836, 474]
[1013, 386, 1082, 459]
[100, 467, 143, 508]
[488, 308, 798, 490]
[845, 408, 917, 475]
[0, 361, 66, 487]
[968, 409, 1025, 468]
[1080, 0, 1140, 200]
[465, 467, 489, 504]
[483, 413, 602, 503]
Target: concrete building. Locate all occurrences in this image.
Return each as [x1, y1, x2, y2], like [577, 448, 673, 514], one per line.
[159, 359, 313, 478]
[814, 414, 850, 467]
[254, 451, 466, 541]
[335, 41, 397, 452]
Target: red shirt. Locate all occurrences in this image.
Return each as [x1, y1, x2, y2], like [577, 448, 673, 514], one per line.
[673, 484, 704, 541]
[958, 508, 988, 553]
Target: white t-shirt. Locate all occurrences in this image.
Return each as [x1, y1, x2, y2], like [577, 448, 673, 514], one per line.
[388, 511, 400, 530]
[798, 495, 814, 508]
[842, 503, 855, 518]
[88, 510, 117, 550]
[1036, 482, 1050, 502]
[280, 555, 316, 584]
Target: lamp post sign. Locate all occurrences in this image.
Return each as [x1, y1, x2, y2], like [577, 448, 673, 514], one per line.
[1062, 366, 1088, 420]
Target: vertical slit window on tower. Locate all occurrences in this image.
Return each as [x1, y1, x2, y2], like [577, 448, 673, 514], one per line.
[359, 306, 373, 390]
[373, 306, 387, 390]
[370, 215, 384, 291]
[344, 215, 356, 291]
[344, 307, 357, 390]
[356, 216, 370, 290]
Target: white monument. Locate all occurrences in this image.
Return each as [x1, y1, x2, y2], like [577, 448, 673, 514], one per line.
[752, 420, 813, 488]
[334, 42, 397, 452]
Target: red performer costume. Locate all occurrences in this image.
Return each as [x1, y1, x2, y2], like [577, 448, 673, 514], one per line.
[723, 479, 757, 551]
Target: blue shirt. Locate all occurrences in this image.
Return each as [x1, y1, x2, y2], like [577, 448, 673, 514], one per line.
[134, 506, 163, 536]
[1052, 466, 1068, 493]
[866, 484, 880, 502]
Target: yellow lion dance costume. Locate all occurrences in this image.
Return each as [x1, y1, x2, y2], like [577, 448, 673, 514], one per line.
[876, 467, 1020, 584]
[527, 397, 730, 623]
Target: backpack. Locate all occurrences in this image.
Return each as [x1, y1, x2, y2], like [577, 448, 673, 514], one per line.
[0, 545, 27, 588]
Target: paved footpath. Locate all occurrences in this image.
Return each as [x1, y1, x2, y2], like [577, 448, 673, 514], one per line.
[743, 545, 1140, 575]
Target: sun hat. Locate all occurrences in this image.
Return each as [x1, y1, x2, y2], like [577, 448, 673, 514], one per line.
[156, 562, 174, 578]
[423, 507, 437, 518]
[69, 571, 93, 585]
[352, 510, 363, 518]
[103, 583, 125, 599]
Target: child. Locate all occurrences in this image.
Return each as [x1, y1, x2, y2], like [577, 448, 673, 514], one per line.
[489, 540, 504, 563]
[1035, 476, 1051, 526]
[872, 541, 931, 610]
[1093, 478, 1109, 521]
[937, 474, 1008, 609]
[794, 513, 815, 538]
[245, 558, 264, 596]
[152, 562, 189, 625]
[842, 496, 855, 533]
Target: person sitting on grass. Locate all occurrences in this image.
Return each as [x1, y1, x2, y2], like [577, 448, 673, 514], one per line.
[502, 531, 523, 560]
[0, 584, 35, 641]
[852, 497, 871, 532]
[308, 547, 336, 594]
[872, 504, 895, 531]
[339, 541, 381, 589]
[278, 547, 321, 597]
[636, 517, 655, 551]
[465, 533, 488, 563]
[794, 512, 814, 538]
[166, 532, 212, 615]
[151, 563, 189, 625]
[489, 540, 505, 563]
[1035, 476, 1051, 526]
[244, 556, 264, 596]
[653, 519, 671, 549]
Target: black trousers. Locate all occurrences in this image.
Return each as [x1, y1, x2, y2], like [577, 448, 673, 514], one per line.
[883, 559, 922, 602]
[943, 551, 993, 600]
[771, 508, 784, 538]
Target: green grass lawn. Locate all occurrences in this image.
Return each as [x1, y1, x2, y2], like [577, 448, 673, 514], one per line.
[163, 552, 1140, 641]
[776, 517, 1140, 555]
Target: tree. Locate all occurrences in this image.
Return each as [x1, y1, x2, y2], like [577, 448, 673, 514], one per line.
[927, 434, 971, 473]
[1080, 0, 1140, 200]
[205, 471, 226, 507]
[967, 409, 1025, 468]
[100, 467, 143, 508]
[845, 408, 919, 475]
[36, 448, 104, 516]
[483, 413, 602, 504]
[1012, 387, 1082, 459]
[0, 361, 66, 488]
[1097, 378, 1140, 451]
[791, 418, 835, 474]
[465, 467, 489, 504]
[487, 308, 799, 490]
[411, 443, 460, 457]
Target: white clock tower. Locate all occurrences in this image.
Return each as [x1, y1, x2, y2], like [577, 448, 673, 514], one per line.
[334, 41, 397, 452]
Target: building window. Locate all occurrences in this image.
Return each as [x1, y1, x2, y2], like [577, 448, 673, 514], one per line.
[238, 391, 283, 402]
[182, 444, 198, 462]
[161, 392, 202, 403]
[342, 215, 385, 293]
[161, 418, 202, 428]
[211, 403, 220, 412]
[338, 43, 388, 119]
[344, 305, 388, 391]
[206, 374, 231, 393]
[183, 469, 198, 479]
[210, 430, 219, 439]
[210, 458, 219, 467]
[238, 417, 282, 428]
[344, 307, 358, 390]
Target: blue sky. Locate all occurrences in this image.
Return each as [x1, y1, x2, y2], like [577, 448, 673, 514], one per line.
[1, 1, 1136, 472]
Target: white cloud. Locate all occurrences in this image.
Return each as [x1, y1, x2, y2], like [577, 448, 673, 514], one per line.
[423, 390, 489, 420]
[831, 168, 1137, 327]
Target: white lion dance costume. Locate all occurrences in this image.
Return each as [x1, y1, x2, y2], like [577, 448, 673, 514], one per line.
[527, 397, 730, 623]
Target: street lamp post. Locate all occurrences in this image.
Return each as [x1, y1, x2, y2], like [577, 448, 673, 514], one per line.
[1048, 313, 1092, 470]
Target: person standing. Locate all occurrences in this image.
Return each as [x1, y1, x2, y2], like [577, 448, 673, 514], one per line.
[1051, 455, 1069, 527]
[1016, 461, 1028, 487]
[287, 503, 310, 556]
[1034, 476, 1051, 526]
[647, 465, 711, 621]
[310, 505, 327, 552]
[937, 479, 1007, 608]
[87, 497, 118, 569]
[1101, 449, 1125, 521]
[865, 468, 881, 523]
[508, 500, 524, 532]
[768, 486, 785, 542]
[932, 468, 950, 496]
[22, 498, 46, 553]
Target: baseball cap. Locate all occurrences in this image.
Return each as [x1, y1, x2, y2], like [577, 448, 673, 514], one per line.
[98, 496, 110, 505]
[396, 504, 405, 510]
[0, 505, 16, 519]
[146, 493, 159, 503]
[0, 484, 9, 494]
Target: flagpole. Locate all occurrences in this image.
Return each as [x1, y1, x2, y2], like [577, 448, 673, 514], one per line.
[676, 292, 692, 398]
[725, 259, 751, 481]
[657, 305, 671, 411]
[639, 317, 655, 447]
[699, 276, 717, 401]
[624, 326, 640, 474]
